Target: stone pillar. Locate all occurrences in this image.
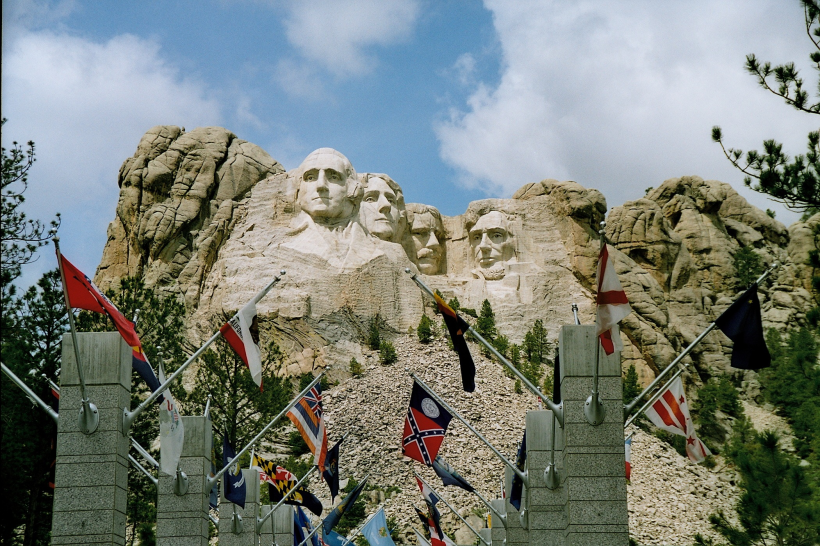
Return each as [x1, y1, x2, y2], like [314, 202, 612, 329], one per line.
[51, 332, 131, 545]
[219, 469, 260, 546]
[257, 504, 273, 545]
[156, 415, 213, 545]
[489, 499, 506, 546]
[479, 528, 492, 546]
[559, 325, 629, 546]
[525, 410, 567, 545]
[272, 504, 294, 546]
[503, 467, 528, 546]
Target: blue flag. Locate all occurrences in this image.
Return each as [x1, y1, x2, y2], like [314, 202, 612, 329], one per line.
[509, 431, 526, 510]
[432, 456, 474, 492]
[323, 476, 368, 534]
[715, 284, 771, 370]
[223, 434, 246, 508]
[322, 530, 347, 546]
[362, 508, 396, 546]
[295, 507, 320, 546]
[323, 437, 343, 502]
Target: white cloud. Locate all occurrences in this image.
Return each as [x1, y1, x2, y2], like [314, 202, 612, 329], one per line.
[436, 0, 816, 224]
[280, 0, 421, 76]
[2, 26, 221, 285]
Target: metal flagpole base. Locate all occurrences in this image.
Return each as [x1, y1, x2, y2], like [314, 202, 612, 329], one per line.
[174, 468, 189, 496]
[79, 399, 99, 435]
[584, 394, 606, 425]
[519, 508, 528, 530]
[544, 464, 559, 490]
[232, 512, 244, 535]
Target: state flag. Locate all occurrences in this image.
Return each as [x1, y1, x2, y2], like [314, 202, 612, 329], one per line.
[158, 357, 184, 476]
[287, 384, 328, 473]
[509, 431, 526, 510]
[362, 507, 396, 546]
[323, 437, 343, 501]
[644, 377, 711, 463]
[220, 300, 264, 389]
[433, 293, 475, 392]
[596, 244, 632, 354]
[322, 530, 347, 546]
[251, 453, 276, 485]
[295, 506, 321, 546]
[262, 460, 323, 516]
[415, 474, 440, 508]
[432, 456, 474, 492]
[414, 528, 432, 546]
[625, 436, 632, 481]
[402, 381, 452, 465]
[222, 434, 246, 508]
[323, 476, 368, 534]
[715, 284, 771, 370]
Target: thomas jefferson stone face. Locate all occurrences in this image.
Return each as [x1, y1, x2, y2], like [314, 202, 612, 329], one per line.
[360, 176, 400, 241]
[469, 211, 515, 280]
[296, 150, 356, 221]
[411, 211, 444, 275]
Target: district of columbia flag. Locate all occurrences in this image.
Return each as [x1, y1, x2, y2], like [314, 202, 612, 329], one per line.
[644, 376, 711, 463]
[287, 384, 328, 473]
[596, 243, 632, 355]
[433, 292, 475, 392]
[157, 357, 184, 476]
[402, 381, 453, 465]
[220, 299, 263, 389]
[625, 436, 632, 481]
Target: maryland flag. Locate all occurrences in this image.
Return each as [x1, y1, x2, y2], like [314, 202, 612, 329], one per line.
[258, 459, 323, 516]
[433, 292, 475, 392]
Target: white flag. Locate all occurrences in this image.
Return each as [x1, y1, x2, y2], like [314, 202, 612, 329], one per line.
[158, 358, 185, 475]
[220, 300, 263, 389]
[644, 376, 711, 463]
[596, 244, 632, 354]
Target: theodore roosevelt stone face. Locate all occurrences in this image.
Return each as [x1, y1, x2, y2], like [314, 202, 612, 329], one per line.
[469, 210, 515, 280]
[409, 206, 445, 275]
[296, 149, 358, 222]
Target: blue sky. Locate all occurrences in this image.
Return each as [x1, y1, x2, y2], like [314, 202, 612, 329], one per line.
[2, 0, 816, 288]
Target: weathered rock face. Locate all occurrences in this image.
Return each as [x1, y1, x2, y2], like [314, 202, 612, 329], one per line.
[96, 128, 818, 386]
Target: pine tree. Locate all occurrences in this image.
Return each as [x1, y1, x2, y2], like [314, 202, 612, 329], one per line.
[417, 314, 434, 343]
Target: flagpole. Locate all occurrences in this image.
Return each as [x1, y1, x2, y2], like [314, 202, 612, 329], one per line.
[2, 362, 59, 423]
[121, 271, 286, 435]
[470, 487, 507, 529]
[623, 362, 688, 429]
[297, 523, 321, 546]
[338, 501, 385, 546]
[208, 372, 323, 491]
[410, 373, 528, 486]
[256, 465, 319, 532]
[54, 238, 99, 435]
[623, 261, 779, 416]
[415, 472, 490, 546]
[128, 454, 158, 485]
[586, 223, 607, 426]
[130, 436, 159, 468]
[405, 270, 564, 428]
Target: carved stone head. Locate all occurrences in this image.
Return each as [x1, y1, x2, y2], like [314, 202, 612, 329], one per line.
[359, 173, 405, 242]
[295, 148, 361, 223]
[468, 210, 516, 280]
[407, 204, 445, 275]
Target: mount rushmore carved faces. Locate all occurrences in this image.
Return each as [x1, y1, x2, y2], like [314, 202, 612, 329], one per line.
[359, 174, 405, 242]
[407, 204, 445, 275]
[296, 148, 361, 226]
[468, 210, 516, 280]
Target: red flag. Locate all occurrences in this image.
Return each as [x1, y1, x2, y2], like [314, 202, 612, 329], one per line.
[625, 436, 632, 480]
[220, 300, 263, 389]
[644, 377, 711, 463]
[596, 244, 632, 354]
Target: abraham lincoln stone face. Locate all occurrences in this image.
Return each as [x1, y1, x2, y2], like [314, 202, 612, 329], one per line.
[469, 211, 515, 280]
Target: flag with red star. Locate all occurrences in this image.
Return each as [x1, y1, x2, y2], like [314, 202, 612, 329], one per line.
[644, 376, 710, 463]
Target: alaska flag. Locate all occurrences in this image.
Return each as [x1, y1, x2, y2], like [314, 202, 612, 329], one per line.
[509, 431, 526, 510]
[323, 437, 343, 501]
[223, 434, 246, 508]
[322, 476, 368, 534]
[433, 292, 475, 392]
[715, 284, 771, 370]
[402, 381, 453, 465]
[432, 456, 474, 492]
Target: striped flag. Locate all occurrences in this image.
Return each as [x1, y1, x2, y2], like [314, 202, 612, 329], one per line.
[220, 300, 263, 389]
[287, 384, 328, 473]
[625, 436, 632, 480]
[644, 377, 711, 463]
[596, 244, 632, 354]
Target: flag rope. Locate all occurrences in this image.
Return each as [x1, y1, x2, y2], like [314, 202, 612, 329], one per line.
[622, 261, 778, 417]
[415, 472, 490, 546]
[256, 465, 319, 532]
[406, 270, 564, 428]
[411, 373, 528, 486]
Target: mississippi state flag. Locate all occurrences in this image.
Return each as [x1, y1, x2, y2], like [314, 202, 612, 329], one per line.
[645, 376, 711, 463]
[402, 381, 452, 465]
[596, 244, 632, 354]
[220, 300, 263, 389]
[287, 384, 328, 473]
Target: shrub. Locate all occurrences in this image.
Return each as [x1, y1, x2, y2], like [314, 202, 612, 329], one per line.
[733, 245, 764, 289]
[368, 315, 381, 350]
[379, 341, 398, 365]
[417, 314, 434, 343]
[623, 364, 642, 409]
[349, 357, 363, 377]
[514, 379, 522, 394]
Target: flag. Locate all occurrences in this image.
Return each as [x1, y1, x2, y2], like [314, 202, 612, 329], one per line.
[158, 357, 184, 475]
[595, 244, 632, 354]
[415, 474, 440, 508]
[644, 376, 711, 463]
[433, 292, 475, 392]
[209, 458, 219, 509]
[432, 456, 474, 492]
[362, 507, 396, 546]
[222, 434, 246, 508]
[263, 461, 323, 517]
[59, 253, 164, 398]
[553, 352, 561, 404]
[715, 284, 771, 370]
[423, 503, 445, 546]
[322, 530, 347, 546]
[295, 506, 321, 546]
[323, 476, 368, 534]
[625, 436, 632, 481]
[323, 437, 343, 501]
[414, 505, 431, 534]
[252, 453, 276, 485]
[509, 431, 526, 510]
[287, 384, 328, 473]
[414, 528, 432, 546]
[402, 381, 452, 465]
[220, 299, 264, 389]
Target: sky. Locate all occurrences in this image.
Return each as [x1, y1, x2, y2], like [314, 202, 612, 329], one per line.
[2, 0, 816, 288]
